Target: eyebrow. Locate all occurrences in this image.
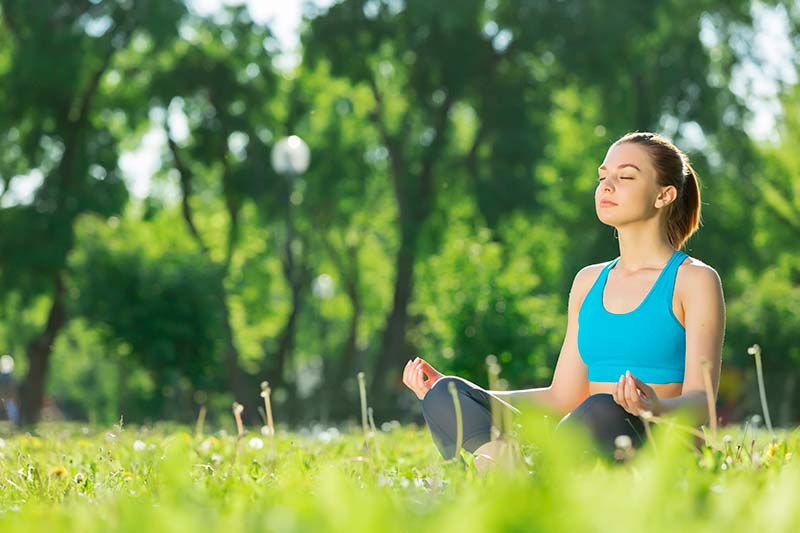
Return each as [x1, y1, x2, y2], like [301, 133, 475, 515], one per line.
[598, 163, 641, 172]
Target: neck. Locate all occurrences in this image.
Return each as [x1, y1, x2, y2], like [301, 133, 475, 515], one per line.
[614, 219, 676, 272]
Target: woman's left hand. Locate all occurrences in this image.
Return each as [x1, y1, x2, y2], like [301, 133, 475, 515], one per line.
[613, 370, 662, 417]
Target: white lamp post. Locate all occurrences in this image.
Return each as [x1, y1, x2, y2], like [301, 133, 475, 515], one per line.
[270, 134, 310, 255]
[271, 135, 310, 179]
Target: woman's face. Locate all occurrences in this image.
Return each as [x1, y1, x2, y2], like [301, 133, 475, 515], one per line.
[595, 142, 665, 227]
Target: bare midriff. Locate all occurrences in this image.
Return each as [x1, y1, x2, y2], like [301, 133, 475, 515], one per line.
[588, 381, 683, 399]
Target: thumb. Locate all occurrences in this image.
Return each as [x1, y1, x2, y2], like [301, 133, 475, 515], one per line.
[418, 360, 441, 378]
[630, 374, 653, 395]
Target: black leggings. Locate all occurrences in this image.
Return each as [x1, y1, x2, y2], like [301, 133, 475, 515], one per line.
[421, 376, 647, 461]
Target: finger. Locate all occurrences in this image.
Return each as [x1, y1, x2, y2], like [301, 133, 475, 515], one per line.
[417, 369, 431, 398]
[413, 367, 426, 392]
[404, 359, 418, 387]
[613, 374, 623, 404]
[621, 376, 636, 414]
[418, 360, 441, 380]
[618, 376, 629, 411]
[624, 372, 640, 412]
[631, 375, 651, 398]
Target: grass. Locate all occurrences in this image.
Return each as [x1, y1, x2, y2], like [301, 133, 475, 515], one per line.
[0, 406, 798, 532]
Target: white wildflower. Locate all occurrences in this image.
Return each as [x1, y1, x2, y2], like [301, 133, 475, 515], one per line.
[260, 425, 273, 436]
[133, 440, 146, 452]
[248, 437, 264, 450]
[318, 427, 340, 443]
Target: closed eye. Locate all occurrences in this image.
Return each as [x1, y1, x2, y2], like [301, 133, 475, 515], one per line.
[597, 176, 634, 181]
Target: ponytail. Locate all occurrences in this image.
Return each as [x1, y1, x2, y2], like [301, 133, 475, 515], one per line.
[665, 159, 702, 250]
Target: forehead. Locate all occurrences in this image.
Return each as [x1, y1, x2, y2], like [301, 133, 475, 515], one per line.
[599, 143, 653, 173]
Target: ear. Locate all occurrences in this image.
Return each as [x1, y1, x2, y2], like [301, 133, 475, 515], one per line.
[654, 185, 678, 209]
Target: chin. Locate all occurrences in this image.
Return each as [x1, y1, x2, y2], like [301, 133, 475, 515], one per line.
[596, 212, 618, 226]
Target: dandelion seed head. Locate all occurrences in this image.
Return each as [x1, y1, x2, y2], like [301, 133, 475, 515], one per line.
[232, 402, 244, 415]
[133, 440, 146, 452]
[248, 437, 264, 450]
[614, 435, 633, 450]
[638, 410, 654, 420]
[261, 425, 274, 436]
[722, 434, 732, 444]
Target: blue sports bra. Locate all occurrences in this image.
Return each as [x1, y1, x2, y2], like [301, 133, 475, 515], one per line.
[577, 250, 688, 384]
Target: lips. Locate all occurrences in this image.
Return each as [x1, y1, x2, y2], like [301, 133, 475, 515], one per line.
[599, 200, 618, 207]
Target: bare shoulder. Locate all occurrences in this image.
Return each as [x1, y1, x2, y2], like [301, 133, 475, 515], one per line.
[571, 260, 613, 298]
[676, 256, 724, 299]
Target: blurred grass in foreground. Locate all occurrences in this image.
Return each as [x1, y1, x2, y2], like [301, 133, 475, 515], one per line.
[0, 406, 798, 532]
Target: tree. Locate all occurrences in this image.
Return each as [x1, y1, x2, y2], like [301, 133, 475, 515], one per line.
[304, 0, 770, 413]
[0, 0, 186, 424]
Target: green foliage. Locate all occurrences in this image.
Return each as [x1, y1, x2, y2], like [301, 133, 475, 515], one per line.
[0, 0, 798, 426]
[67, 213, 227, 420]
[413, 203, 565, 385]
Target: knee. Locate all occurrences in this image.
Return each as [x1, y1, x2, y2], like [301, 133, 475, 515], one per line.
[570, 393, 610, 418]
[422, 376, 460, 403]
[421, 376, 471, 413]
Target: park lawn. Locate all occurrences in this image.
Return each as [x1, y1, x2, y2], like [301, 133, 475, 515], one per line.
[0, 412, 798, 533]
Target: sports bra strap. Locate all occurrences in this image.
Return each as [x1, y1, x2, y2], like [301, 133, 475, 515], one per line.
[651, 250, 687, 301]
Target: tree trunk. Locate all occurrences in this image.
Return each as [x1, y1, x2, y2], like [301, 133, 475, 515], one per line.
[779, 373, 796, 426]
[18, 274, 67, 425]
[370, 232, 416, 413]
[219, 291, 258, 421]
[324, 293, 362, 422]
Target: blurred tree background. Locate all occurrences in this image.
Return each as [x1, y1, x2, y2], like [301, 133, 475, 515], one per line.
[0, 0, 798, 428]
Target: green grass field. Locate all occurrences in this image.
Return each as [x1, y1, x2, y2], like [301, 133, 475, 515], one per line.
[0, 410, 798, 532]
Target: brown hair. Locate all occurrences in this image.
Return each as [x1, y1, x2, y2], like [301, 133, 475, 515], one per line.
[613, 131, 702, 250]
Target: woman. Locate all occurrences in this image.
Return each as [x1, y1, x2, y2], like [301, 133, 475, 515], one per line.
[402, 131, 726, 469]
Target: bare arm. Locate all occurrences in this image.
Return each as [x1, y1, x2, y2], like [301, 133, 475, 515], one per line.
[487, 267, 593, 417]
[656, 266, 725, 424]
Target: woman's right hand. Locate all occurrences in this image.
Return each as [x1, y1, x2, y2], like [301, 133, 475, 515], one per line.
[402, 357, 444, 400]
